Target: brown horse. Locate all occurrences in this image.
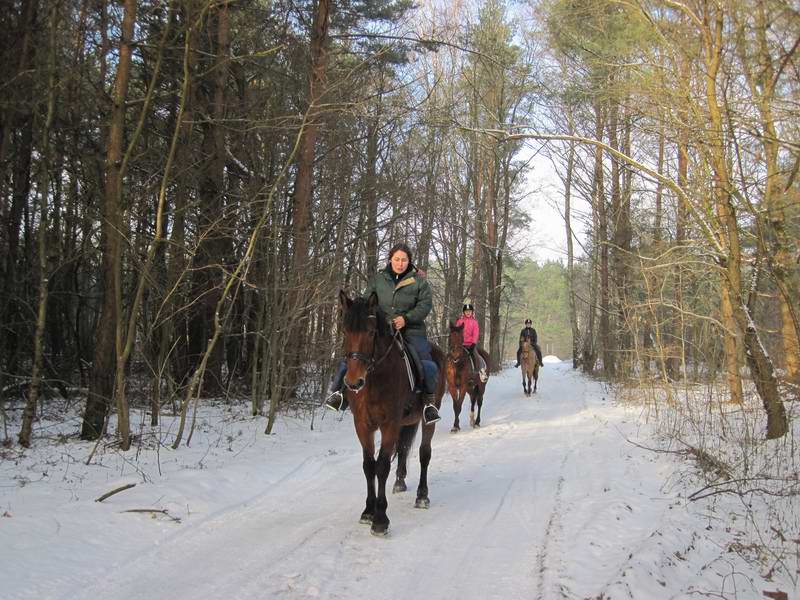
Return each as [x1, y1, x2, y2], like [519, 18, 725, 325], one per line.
[338, 290, 446, 536]
[520, 339, 539, 395]
[446, 322, 490, 432]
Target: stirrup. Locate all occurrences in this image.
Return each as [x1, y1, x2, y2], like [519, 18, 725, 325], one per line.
[423, 404, 441, 425]
[324, 391, 346, 412]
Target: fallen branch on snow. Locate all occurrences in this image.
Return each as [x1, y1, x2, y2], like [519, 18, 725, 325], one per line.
[120, 508, 181, 523]
[95, 483, 137, 503]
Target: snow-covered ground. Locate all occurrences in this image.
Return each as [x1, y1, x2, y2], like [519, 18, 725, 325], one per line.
[1, 362, 795, 599]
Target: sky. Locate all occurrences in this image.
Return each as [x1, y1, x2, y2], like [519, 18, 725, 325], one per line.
[520, 144, 586, 265]
[1, 361, 794, 600]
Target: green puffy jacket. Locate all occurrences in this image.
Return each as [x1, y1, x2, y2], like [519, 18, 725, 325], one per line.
[365, 265, 432, 338]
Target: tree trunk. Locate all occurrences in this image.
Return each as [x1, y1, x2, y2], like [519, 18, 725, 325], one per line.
[703, 7, 743, 405]
[363, 108, 380, 275]
[740, 2, 800, 384]
[702, 4, 784, 435]
[19, 3, 56, 447]
[82, 0, 138, 441]
[1, 0, 39, 401]
[284, 0, 331, 401]
[564, 135, 579, 369]
[188, 3, 230, 395]
[594, 101, 612, 377]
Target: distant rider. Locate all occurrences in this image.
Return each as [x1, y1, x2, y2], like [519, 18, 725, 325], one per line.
[455, 303, 488, 382]
[514, 318, 542, 368]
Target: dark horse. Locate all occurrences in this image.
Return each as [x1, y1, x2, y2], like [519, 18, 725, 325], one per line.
[446, 322, 490, 432]
[520, 339, 539, 395]
[338, 290, 446, 536]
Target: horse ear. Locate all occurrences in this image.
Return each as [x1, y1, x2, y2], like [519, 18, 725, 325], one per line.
[367, 291, 379, 314]
[339, 289, 351, 311]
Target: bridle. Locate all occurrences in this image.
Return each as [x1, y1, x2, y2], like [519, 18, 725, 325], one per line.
[449, 349, 467, 366]
[345, 315, 400, 374]
[448, 334, 468, 366]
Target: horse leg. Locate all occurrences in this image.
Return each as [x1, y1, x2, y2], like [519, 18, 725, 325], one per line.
[473, 386, 482, 428]
[360, 447, 376, 524]
[415, 425, 434, 509]
[355, 427, 377, 524]
[393, 424, 417, 493]
[468, 388, 476, 427]
[534, 370, 538, 394]
[370, 445, 393, 536]
[451, 386, 464, 433]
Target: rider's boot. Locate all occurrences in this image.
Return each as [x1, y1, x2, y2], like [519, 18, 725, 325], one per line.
[422, 393, 440, 425]
[324, 362, 349, 411]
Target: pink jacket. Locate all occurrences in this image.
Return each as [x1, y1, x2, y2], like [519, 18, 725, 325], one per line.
[456, 314, 479, 346]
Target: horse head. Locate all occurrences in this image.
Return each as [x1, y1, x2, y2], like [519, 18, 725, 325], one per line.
[339, 290, 390, 393]
[448, 321, 466, 364]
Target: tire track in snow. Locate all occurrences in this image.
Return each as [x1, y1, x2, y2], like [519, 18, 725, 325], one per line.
[534, 468, 568, 599]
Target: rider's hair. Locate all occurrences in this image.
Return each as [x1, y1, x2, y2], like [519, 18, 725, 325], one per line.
[388, 242, 413, 264]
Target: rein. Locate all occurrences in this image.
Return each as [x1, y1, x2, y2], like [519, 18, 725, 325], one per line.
[346, 318, 401, 374]
[448, 347, 467, 366]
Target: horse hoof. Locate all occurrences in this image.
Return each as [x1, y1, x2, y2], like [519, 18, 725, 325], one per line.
[359, 512, 373, 524]
[371, 522, 389, 536]
[473, 422, 480, 429]
[450, 426, 459, 433]
[393, 481, 407, 493]
[415, 497, 430, 509]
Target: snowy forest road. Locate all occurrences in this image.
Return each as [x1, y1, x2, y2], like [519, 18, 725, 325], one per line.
[11, 363, 740, 600]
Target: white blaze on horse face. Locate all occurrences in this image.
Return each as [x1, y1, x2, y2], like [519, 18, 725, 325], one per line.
[343, 330, 372, 391]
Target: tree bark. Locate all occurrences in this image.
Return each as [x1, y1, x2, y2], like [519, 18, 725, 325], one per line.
[563, 134, 579, 369]
[19, 2, 56, 447]
[82, 0, 138, 441]
[188, 2, 230, 395]
[594, 100, 612, 377]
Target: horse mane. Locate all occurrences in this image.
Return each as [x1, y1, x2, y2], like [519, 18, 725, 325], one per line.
[344, 296, 392, 338]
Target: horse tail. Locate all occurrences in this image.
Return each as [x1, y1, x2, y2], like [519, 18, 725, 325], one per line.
[478, 347, 491, 372]
[430, 342, 446, 371]
[430, 343, 447, 400]
[395, 423, 419, 460]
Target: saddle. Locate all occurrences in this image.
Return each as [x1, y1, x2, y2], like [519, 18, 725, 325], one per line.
[397, 336, 425, 393]
[465, 347, 486, 376]
[466, 349, 477, 373]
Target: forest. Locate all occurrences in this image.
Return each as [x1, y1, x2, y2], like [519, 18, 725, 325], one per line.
[1, 0, 798, 450]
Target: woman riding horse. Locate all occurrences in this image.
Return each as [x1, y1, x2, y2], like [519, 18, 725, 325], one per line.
[334, 290, 446, 535]
[455, 303, 488, 382]
[520, 339, 539, 395]
[326, 243, 441, 425]
[447, 319, 490, 431]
